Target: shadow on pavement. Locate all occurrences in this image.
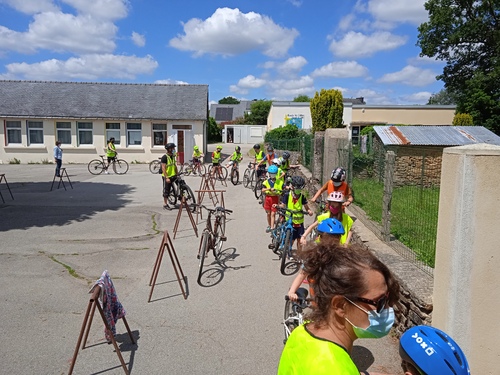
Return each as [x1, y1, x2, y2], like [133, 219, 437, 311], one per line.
[197, 247, 251, 287]
[0, 181, 134, 232]
[351, 345, 375, 372]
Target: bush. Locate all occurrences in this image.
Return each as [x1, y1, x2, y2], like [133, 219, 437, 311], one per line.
[8, 158, 21, 164]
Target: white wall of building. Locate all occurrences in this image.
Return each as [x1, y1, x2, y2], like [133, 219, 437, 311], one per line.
[0, 118, 205, 164]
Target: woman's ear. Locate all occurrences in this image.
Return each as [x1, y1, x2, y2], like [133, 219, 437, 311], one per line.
[331, 295, 347, 317]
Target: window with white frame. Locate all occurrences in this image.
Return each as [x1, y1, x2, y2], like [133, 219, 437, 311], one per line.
[152, 123, 167, 146]
[56, 122, 71, 145]
[6, 120, 21, 144]
[126, 123, 142, 145]
[27, 121, 44, 144]
[106, 123, 121, 145]
[77, 122, 93, 145]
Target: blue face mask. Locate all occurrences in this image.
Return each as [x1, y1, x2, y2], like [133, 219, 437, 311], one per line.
[345, 298, 394, 339]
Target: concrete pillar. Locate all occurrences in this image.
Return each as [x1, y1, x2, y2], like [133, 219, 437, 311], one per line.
[322, 128, 349, 184]
[433, 143, 500, 374]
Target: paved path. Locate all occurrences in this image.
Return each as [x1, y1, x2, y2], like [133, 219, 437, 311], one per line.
[0, 150, 402, 374]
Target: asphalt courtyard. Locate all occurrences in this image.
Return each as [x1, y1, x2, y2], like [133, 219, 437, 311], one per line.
[0, 145, 402, 374]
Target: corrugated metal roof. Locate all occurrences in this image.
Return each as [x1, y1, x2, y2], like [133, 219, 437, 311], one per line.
[374, 126, 500, 146]
[0, 80, 208, 120]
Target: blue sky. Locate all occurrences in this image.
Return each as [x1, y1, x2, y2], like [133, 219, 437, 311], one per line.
[0, 0, 445, 105]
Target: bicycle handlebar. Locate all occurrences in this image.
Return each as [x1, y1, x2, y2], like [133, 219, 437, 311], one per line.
[195, 204, 232, 214]
[276, 207, 309, 216]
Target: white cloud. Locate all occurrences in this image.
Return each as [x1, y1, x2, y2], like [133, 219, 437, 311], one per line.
[0, 12, 118, 54]
[3, 54, 158, 80]
[401, 91, 432, 104]
[154, 79, 189, 85]
[368, 0, 428, 26]
[0, 0, 58, 14]
[237, 75, 267, 89]
[262, 56, 307, 75]
[267, 76, 315, 97]
[229, 85, 248, 95]
[360, 90, 391, 105]
[378, 65, 437, 86]
[62, 0, 129, 20]
[407, 54, 444, 66]
[329, 31, 407, 58]
[169, 7, 299, 58]
[131, 32, 145, 47]
[311, 61, 368, 78]
[286, 0, 302, 7]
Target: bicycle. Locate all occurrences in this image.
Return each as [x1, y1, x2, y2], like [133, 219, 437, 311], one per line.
[165, 172, 197, 210]
[183, 158, 206, 176]
[253, 170, 268, 202]
[149, 157, 161, 174]
[88, 155, 129, 175]
[227, 160, 240, 185]
[196, 205, 233, 284]
[269, 207, 308, 275]
[309, 196, 327, 241]
[283, 287, 310, 344]
[242, 162, 256, 188]
[208, 164, 228, 181]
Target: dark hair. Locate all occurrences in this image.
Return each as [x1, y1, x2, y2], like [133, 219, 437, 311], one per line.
[299, 242, 400, 327]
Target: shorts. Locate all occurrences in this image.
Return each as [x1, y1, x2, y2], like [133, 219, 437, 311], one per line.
[291, 224, 305, 241]
[212, 162, 220, 166]
[263, 195, 279, 211]
[107, 156, 116, 163]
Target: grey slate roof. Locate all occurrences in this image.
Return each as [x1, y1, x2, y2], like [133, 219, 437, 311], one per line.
[374, 125, 500, 146]
[0, 80, 208, 120]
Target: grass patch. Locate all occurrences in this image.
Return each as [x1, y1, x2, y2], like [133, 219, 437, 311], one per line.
[49, 256, 84, 279]
[352, 177, 439, 267]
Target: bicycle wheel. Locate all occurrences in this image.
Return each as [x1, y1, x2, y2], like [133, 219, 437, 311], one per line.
[283, 299, 300, 343]
[218, 166, 228, 181]
[113, 159, 129, 174]
[167, 181, 178, 206]
[197, 163, 207, 176]
[250, 170, 256, 189]
[280, 230, 292, 275]
[149, 160, 161, 174]
[254, 179, 263, 200]
[243, 169, 251, 187]
[88, 159, 104, 175]
[230, 167, 239, 185]
[197, 231, 210, 283]
[183, 163, 193, 176]
[270, 222, 282, 255]
[181, 184, 197, 211]
[213, 219, 226, 260]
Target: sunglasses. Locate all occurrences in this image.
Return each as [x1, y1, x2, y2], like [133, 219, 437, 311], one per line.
[347, 292, 389, 313]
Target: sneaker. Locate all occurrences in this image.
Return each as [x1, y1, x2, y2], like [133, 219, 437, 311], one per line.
[266, 226, 271, 232]
[163, 204, 171, 210]
[104, 171, 109, 174]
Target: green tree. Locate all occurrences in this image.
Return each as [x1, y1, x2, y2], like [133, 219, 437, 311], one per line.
[207, 116, 222, 142]
[244, 100, 272, 125]
[427, 88, 456, 105]
[293, 95, 311, 102]
[452, 113, 474, 126]
[218, 96, 240, 104]
[417, 0, 500, 134]
[310, 89, 344, 133]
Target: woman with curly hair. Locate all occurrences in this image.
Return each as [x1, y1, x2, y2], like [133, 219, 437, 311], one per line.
[278, 242, 400, 375]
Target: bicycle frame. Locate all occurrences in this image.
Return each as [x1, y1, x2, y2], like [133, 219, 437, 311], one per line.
[283, 288, 309, 343]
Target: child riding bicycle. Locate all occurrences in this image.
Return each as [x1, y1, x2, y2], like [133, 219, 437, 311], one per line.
[262, 165, 284, 232]
[192, 145, 204, 175]
[226, 146, 243, 168]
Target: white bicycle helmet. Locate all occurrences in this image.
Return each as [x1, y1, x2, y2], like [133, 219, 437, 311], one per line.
[272, 158, 281, 166]
[327, 191, 344, 203]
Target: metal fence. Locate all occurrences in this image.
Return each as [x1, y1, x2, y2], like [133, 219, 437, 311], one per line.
[351, 143, 440, 275]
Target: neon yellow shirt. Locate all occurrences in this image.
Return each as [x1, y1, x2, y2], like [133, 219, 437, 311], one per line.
[316, 212, 353, 245]
[278, 324, 359, 375]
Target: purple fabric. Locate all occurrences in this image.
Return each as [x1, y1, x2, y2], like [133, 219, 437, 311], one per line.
[92, 270, 126, 341]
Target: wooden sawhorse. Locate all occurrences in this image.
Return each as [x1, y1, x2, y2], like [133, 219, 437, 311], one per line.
[50, 168, 73, 191]
[68, 284, 135, 375]
[0, 174, 14, 203]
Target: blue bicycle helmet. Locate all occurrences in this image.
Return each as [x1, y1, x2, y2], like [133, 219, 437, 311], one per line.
[317, 218, 344, 235]
[399, 326, 470, 375]
[268, 165, 278, 174]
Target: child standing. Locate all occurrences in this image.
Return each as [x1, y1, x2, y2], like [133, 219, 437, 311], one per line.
[262, 165, 283, 232]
